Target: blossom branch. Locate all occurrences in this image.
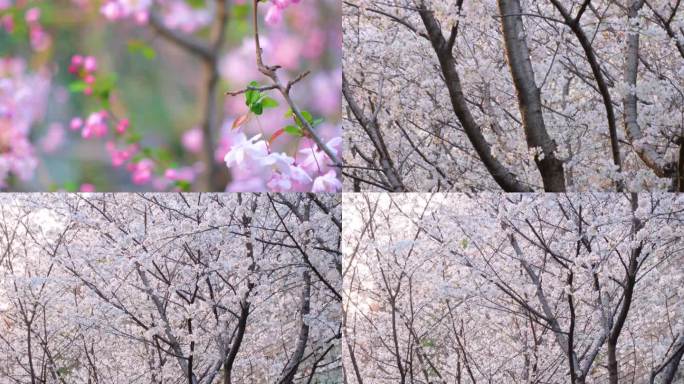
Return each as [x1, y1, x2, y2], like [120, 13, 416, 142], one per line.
[250, 0, 341, 168]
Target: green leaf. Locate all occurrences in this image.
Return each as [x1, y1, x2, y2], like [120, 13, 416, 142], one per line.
[245, 80, 260, 105]
[283, 125, 303, 137]
[175, 180, 192, 191]
[461, 238, 469, 249]
[62, 182, 78, 192]
[155, 148, 173, 164]
[127, 39, 156, 60]
[186, 0, 205, 8]
[68, 80, 88, 93]
[261, 97, 278, 109]
[93, 73, 118, 98]
[313, 117, 325, 127]
[250, 102, 263, 115]
[126, 132, 143, 144]
[300, 110, 314, 124]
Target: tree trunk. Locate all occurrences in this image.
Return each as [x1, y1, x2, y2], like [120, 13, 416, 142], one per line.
[498, 0, 566, 191]
[418, 6, 532, 192]
[652, 334, 684, 384]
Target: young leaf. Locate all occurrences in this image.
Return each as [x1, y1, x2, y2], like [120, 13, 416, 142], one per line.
[269, 128, 286, 145]
[68, 81, 88, 93]
[245, 81, 260, 106]
[300, 110, 314, 124]
[261, 97, 279, 109]
[250, 103, 264, 115]
[283, 125, 303, 137]
[232, 113, 250, 129]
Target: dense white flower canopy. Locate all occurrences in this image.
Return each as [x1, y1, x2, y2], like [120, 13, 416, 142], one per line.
[343, 0, 684, 192]
[343, 192, 683, 383]
[0, 193, 341, 383]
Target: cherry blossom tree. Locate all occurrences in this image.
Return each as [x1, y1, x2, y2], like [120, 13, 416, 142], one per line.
[343, 192, 683, 383]
[0, 192, 342, 383]
[343, 0, 684, 192]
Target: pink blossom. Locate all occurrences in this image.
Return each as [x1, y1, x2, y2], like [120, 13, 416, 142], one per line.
[182, 127, 203, 154]
[134, 11, 149, 24]
[106, 141, 138, 167]
[162, 2, 211, 32]
[70, 117, 83, 131]
[128, 159, 154, 185]
[265, 5, 283, 26]
[25, 8, 40, 23]
[99, 0, 152, 22]
[289, 164, 313, 186]
[311, 170, 341, 192]
[266, 163, 313, 192]
[83, 56, 97, 72]
[298, 137, 342, 175]
[261, 152, 295, 175]
[29, 25, 51, 51]
[266, 172, 292, 191]
[71, 55, 84, 67]
[164, 167, 196, 182]
[226, 177, 267, 192]
[79, 183, 96, 192]
[223, 133, 269, 171]
[82, 111, 108, 139]
[0, 58, 49, 186]
[116, 118, 129, 134]
[101, 2, 123, 20]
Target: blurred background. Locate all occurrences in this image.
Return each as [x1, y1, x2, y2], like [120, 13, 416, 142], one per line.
[0, 0, 341, 191]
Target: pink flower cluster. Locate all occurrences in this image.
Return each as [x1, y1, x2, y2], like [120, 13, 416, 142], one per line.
[25, 8, 51, 51]
[100, 0, 212, 32]
[67, 53, 202, 189]
[265, 0, 301, 25]
[100, 0, 151, 24]
[223, 132, 341, 192]
[0, 58, 50, 187]
[0, 7, 52, 51]
[68, 55, 98, 95]
[70, 111, 158, 185]
[69, 111, 162, 186]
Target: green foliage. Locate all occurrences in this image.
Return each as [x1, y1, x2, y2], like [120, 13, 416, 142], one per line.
[283, 108, 324, 137]
[244, 81, 279, 115]
[175, 180, 192, 191]
[127, 39, 156, 60]
[284, 125, 303, 137]
[186, 0, 206, 8]
[125, 131, 143, 144]
[68, 80, 88, 93]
